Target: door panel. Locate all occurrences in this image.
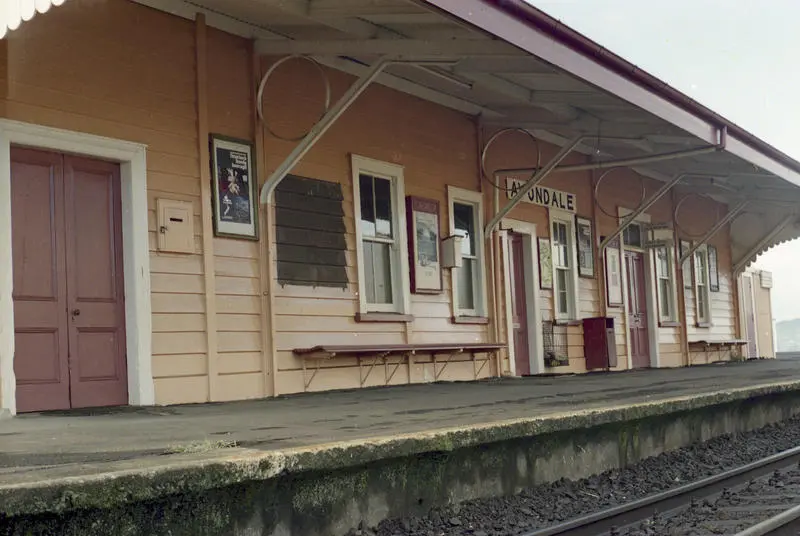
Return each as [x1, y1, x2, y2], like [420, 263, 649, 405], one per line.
[743, 276, 758, 358]
[625, 251, 650, 368]
[11, 149, 71, 412]
[64, 155, 128, 408]
[509, 233, 531, 375]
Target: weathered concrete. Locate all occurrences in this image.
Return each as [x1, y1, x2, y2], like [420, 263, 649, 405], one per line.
[3, 360, 800, 534]
[4, 381, 800, 532]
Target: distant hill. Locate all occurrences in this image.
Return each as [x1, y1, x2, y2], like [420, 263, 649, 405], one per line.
[776, 318, 800, 352]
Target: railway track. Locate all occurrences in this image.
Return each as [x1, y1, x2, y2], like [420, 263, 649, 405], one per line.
[519, 445, 800, 536]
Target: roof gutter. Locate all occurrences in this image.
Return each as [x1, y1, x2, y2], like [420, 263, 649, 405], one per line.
[490, 0, 800, 176]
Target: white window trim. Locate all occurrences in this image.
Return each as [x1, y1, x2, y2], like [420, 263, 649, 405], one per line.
[655, 244, 679, 323]
[448, 186, 488, 318]
[549, 208, 580, 321]
[694, 245, 712, 325]
[351, 154, 410, 315]
[0, 119, 153, 416]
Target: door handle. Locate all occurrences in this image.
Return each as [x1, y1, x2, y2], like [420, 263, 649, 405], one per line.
[71, 309, 81, 317]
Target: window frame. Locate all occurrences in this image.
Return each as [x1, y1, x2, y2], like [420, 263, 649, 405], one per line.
[693, 245, 712, 326]
[654, 244, 679, 324]
[447, 186, 488, 318]
[549, 209, 580, 321]
[351, 154, 410, 315]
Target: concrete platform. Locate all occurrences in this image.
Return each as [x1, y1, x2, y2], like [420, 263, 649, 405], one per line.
[4, 359, 800, 534]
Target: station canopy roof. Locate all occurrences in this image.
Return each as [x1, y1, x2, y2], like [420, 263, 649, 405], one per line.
[131, 0, 800, 270]
[0, 0, 67, 39]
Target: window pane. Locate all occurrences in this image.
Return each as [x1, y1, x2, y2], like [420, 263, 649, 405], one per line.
[363, 240, 392, 304]
[657, 248, 668, 277]
[624, 224, 642, 247]
[458, 258, 475, 310]
[359, 174, 375, 237]
[374, 176, 393, 238]
[659, 279, 671, 318]
[698, 289, 707, 319]
[556, 268, 569, 314]
[454, 203, 475, 256]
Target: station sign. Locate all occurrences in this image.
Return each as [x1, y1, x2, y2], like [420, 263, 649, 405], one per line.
[505, 177, 576, 213]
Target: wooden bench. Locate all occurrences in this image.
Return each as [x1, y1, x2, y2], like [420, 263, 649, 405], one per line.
[688, 339, 749, 364]
[293, 343, 505, 391]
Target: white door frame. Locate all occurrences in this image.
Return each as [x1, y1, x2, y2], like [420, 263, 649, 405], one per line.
[501, 219, 544, 375]
[618, 209, 661, 369]
[0, 119, 154, 415]
[738, 272, 759, 357]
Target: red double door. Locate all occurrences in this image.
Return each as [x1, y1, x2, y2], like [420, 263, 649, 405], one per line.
[12, 148, 128, 412]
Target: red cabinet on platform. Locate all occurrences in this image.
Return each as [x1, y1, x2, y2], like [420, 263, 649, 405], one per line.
[583, 317, 617, 370]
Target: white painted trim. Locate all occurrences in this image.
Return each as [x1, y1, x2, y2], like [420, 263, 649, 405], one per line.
[502, 218, 544, 375]
[693, 244, 712, 325]
[447, 185, 488, 318]
[548, 208, 579, 321]
[350, 154, 410, 315]
[499, 230, 516, 375]
[0, 119, 153, 415]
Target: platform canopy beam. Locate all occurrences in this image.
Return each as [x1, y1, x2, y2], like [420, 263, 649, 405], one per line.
[484, 134, 583, 236]
[679, 199, 749, 264]
[260, 57, 390, 203]
[255, 38, 521, 58]
[733, 213, 797, 275]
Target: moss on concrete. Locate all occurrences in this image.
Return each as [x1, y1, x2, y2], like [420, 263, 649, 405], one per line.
[4, 381, 800, 531]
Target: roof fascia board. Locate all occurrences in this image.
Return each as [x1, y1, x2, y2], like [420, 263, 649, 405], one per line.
[420, 0, 800, 187]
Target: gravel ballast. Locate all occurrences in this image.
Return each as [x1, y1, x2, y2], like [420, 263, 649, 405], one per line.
[347, 414, 800, 536]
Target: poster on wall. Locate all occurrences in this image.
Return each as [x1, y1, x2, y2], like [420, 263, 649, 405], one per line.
[708, 245, 720, 292]
[538, 237, 553, 289]
[211, 134, 258, 240]
[680, 240, 692, 288]
[576, 216, 594, 278]
[605, 237, 623, 307]
[406, 196, 442, 293]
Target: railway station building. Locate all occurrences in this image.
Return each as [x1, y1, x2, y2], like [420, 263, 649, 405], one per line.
[1, 0, 799, 415]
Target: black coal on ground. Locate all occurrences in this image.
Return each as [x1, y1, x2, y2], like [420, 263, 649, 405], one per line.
[347, 415, 800, 536]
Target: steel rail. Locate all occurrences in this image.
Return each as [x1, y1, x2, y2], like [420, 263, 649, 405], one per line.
[519, 445, 800, 536]
[734, 503, 800, 536]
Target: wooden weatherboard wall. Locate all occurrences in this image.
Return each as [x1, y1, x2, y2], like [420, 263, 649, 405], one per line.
[274, 175, 348, 288]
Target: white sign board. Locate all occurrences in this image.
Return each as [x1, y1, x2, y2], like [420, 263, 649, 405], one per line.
[505, 177, 576, 213]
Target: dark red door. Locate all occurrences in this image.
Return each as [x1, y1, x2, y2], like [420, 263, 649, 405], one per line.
[625, 251, 650, 368]
[11, 149, 71, 412]
[12, 148, 127, 412]
[64, 156, 128, 408]
[509, 233, 531, 375]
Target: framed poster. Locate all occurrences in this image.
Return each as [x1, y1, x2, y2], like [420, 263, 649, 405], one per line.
[680, 240, 692, 288]
[210, 134, 258, 240]
[604, 237, 623, 307]
[406, 196, 442, 293]
[538, 237, 553, 289]
[708, 245, 720, 292]
[576, 216, 594, 278]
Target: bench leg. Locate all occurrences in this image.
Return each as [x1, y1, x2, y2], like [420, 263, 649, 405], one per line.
[474, 351, 489, 379]
[303, 359, 321, 391]
[360, 352, 387, 387]
[434, 351, 460, 381]
[385, 353, 406, 385]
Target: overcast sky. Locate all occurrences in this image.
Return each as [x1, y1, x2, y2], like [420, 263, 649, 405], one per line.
[530, 0, 800, 321]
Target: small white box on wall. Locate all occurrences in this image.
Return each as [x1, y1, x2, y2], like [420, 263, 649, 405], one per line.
[157, 198, 195, 254]
[441, 235, 464, 269]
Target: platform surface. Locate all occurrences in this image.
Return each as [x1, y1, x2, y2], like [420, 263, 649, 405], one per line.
[3, 358, 800, 515]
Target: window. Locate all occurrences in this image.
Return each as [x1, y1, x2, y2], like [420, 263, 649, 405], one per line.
[655, 246, 677, 322]
[550, 210, 579, 320]
[352, 155, 409, 314]
[448, 186, 486, 317]
[623, 222, 643, 248]
[694, 247, 711, 324]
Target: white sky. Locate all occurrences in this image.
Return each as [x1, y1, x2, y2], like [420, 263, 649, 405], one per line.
[530, 0, 800, 321]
